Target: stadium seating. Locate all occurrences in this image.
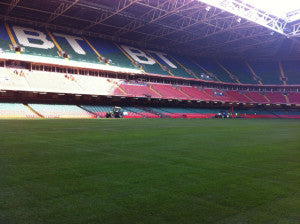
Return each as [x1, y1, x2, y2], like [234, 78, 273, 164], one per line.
[25, 71, 81, 93]
[218, 60, 258, 84]
[272, 110, 300, 119]
[9, 24, 60, 59]
[245, 91, 270, 104]
[122, 107, 159, 118]
[81, 105, 112, 118]
[226, 91, 254, 103]
[72, 75, 120, 96]
[0, 68, 30, 91]
[203, 88, 233, 102]
[0, 103, 38, 118]
[196, 58, 236, 83]
[179, 86, 215, 101]
[150, 84, 190, 100]
[248, 61, 282, 85]
[171, 55, 217, 81]
[51, 31, 100, 64]
[1, 22, 300, 86]
[265, 92, 287, 104]
[281, 61, 300, 85]
[28, 104, 94, 118]
[85, 37, 136, 69]
[0, 22, 12, 53]
[146, 51, 195, 79]
[118, 82, 161, 98]
[150, 107, 217, 118]
[287, 92, 300, 104]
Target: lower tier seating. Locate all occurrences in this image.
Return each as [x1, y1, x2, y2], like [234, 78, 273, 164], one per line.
[0, 103, 38, 118]
[1, 103, 300, 119]
[28, 104, 94, 118]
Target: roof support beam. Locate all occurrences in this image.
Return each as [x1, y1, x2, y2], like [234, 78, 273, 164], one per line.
[6, 0, 20, 15]
[198, 0, 288, 35]
[82, 0, 141, 31]
[144, 4, 225, 42]
[48, 0, 79, 22]
[288, 23, 300, 37]
[114, 0, 193, 37]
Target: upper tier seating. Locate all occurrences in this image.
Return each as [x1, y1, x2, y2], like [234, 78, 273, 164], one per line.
[218, 60, 258, 84]
[52, 32, 100, 64]
[0, 103, 38, 118]
[281, 61, 300, 85]
[1, 23, 300, 85]
[248, 61, 282, 85]
[172, 55, 217, 81]
[196, 58, 236, 83]
[28, 104, 94, 118]
[147, 52, 194, 79]
[86, 37, 136, 69]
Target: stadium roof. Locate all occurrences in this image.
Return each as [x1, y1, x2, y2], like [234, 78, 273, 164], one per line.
[243, 0, 300, 20]
[0, 0, 299, 60]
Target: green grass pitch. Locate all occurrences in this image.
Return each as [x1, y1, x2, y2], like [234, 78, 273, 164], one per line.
[0, 119, 299, 224]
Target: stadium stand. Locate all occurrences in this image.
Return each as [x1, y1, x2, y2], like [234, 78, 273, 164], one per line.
[0, 18, 299, 120]
[85, 38, 136, 69]
[226, 91, 254, 103]
[118, 82, 161, 98]
[0, 103, 38, 118]
[245, 91, 270, 104]
[179, 86, 216, 101]
[25, 71, 81, 93]
[122, 106, 160, 118]
[0, 68, 30, 91]
[248, 61, 282, 85]
[28, 104, 94, 118]
[218, 60, 258, 84]
[49, 31, 100, 64]
[287, 92, 300, 104]
[265, 92, 287, 104]
[150, 84, 190, 100]
[203, 88, 233, 102]
[81, 105, 112, 118]
[145, 51, 192, 78]
[196, 58, 237, 83]
[9, 24, 60, 59]
[71, 75, 119, 96]
[281, 61, 300, 85]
